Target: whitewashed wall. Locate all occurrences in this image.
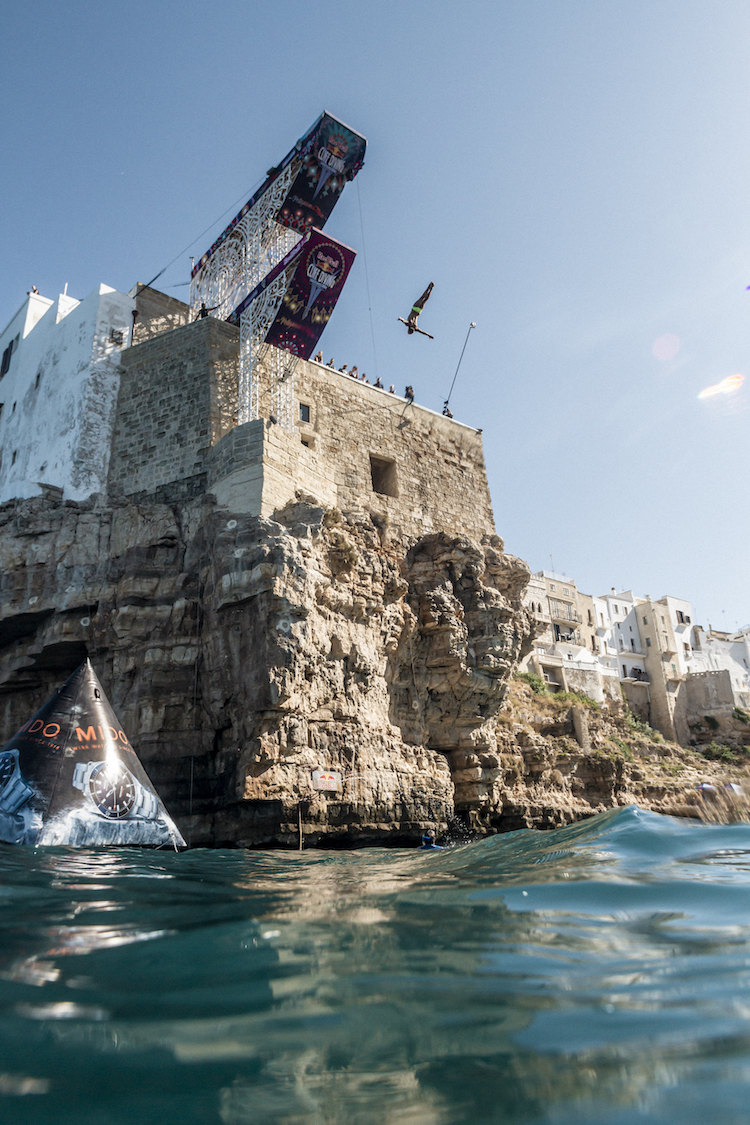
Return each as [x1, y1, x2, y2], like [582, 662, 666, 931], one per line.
[690, 627, 750, 699]
[0, 284, 134, 503]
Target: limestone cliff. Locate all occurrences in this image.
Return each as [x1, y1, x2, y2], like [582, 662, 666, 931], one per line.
[0, 493, 744, 846]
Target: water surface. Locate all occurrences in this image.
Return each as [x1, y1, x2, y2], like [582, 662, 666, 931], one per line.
[3, 806, 750, 1123]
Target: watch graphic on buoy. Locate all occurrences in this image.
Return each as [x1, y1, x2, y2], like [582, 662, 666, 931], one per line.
[0, 749, 35, 815]
[72, 760, 158, 820]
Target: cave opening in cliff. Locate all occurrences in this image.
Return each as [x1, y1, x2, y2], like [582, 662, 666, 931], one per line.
[369, 455, 398, 497]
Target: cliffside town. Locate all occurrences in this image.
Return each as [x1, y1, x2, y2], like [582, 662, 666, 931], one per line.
[0, 283, 747, 845]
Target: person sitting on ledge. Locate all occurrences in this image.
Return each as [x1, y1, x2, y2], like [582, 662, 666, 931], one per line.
[339, 363, 348, 373]
[389, 384, 395, 393]
[374, 377, 383, 389]
[404, 385, 414, 402]
[314, 351, 323, 363]
[327, 358, 335, 367]
[442, 404, 453, 418]
[351, 366, 359, 378]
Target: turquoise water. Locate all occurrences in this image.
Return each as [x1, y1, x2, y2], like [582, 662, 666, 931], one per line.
[3, 807, 750, 1123]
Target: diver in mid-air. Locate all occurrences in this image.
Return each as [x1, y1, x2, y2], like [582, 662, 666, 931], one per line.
[399, 283, 434, 338]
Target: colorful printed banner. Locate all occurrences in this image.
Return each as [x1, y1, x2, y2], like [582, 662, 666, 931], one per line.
[192, 112, 365, 279]
[277, 113, 367, 234]
[228, 229, 356, 361]
[0, 660, 185, 848]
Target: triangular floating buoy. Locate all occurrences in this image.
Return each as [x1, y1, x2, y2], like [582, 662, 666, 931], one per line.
[0, 660, 185, 848]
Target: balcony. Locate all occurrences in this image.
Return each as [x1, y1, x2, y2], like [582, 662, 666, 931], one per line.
[550, 606, 582, 624]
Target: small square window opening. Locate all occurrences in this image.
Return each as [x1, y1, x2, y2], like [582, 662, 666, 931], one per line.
[370, 455, 398, 497]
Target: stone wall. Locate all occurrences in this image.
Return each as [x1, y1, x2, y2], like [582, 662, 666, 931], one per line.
[293, 360, 495, 542]
[206, 418, 338, 517]
[109, 330, 495, 548]
[108, 318, 239, 497]
[685, 669, 735, 714]
[130, 284, 189, 345]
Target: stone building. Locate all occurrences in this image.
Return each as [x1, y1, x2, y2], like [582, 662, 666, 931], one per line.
[0, 280, 534, 845]
[0, 285, 134, 504]
[108, 306, 495, 542]
[521, 572, 620, 704]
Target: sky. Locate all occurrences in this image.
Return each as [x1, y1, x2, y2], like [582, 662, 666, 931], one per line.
[2, 0, 749, 631]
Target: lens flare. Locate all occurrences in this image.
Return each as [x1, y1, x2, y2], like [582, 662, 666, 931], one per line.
[698, 373, 745, 399]
[652, 333, 681, 361]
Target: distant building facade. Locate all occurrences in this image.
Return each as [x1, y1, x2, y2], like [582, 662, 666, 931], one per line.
[522, 573, 750, 745]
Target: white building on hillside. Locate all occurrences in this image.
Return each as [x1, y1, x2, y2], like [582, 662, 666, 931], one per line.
[0, 284, 134, 504]
[689, 625, 750, 705]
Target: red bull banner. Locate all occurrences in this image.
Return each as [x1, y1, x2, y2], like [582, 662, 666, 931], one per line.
[227, 229, 356, 360]
[191, 112, 365, 279]
[278, 113, 367, 234]
[0, 660, 185, 848]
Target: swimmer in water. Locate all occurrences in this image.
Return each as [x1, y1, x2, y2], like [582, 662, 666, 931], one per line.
[419, 830, 443, 850]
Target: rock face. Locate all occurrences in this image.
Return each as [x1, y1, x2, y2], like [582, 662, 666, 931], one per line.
[0, 492, 536, 845]
[1, 492, 745, 845]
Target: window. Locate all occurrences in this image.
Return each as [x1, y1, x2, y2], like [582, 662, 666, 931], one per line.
[614, 604, 619, 614]
[646, 638, 651, 647]
[630, 639, 635, 651]
[550, 584, 556, 591]
[587, 610, 592, 625]
[643, 616, 648, 625]
[109, 328, 124, 346]
[369, 454, 398, 497]
[676, 610, 684, 624]
[299, 403, 311, 423]
[11, 450, 17, 465]
[301, 439, 309, 448]
[563, 587, 569, 595]
[622, 665, 627, 677]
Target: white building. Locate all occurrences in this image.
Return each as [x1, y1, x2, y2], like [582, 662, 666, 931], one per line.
[689, 625, 750, 706]
[521, 571, 620, 703]
[599, 589, 648, 684]
[0, 284, 134, 504]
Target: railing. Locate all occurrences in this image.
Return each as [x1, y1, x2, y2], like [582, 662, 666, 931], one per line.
[550, 608, 583, 624]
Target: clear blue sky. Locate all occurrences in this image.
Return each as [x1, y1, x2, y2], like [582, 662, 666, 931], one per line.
[2, 0, 748, 630]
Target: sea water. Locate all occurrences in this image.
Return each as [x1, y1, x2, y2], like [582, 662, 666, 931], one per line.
[3, 805, 750, 1124]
